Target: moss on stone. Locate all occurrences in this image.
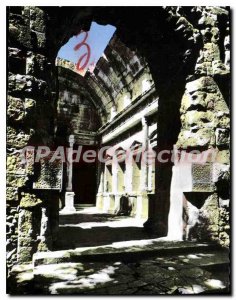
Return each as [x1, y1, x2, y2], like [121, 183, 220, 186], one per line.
[6, 187, 19, 202]
[7, 174, 27, 188]
[20, 193, 43, 208]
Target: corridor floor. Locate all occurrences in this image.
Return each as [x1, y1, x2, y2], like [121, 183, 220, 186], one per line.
[56, 207, 156, 249]
[9, 207, 230, 295]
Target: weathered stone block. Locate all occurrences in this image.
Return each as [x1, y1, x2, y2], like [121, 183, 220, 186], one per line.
[215, 128, 230, 146]
[22, 6, 31, 18]
[212, 60, 229, 76]
[8, 74, 48, 98]
[31, 31, 46, 50]
[215, 112, 230, 128]
[18, 236, 37, 248]
[215, 149, 230, 164]
[186, 76, 218, 94]
[177, 128, 215, 148]
[213, 163, 230, 183]
[9, 22, 32, 49]
[180, 91, 207, 113]
[198, 13, 217, 27]
[214, 98, 229, 113]
[26, 53, 48, 79]
[29, 7, 46, 32]
[8, 74, 27, 93]
[7, 174, 27, 188]
[20, 193, 43, 209]
[219, 231, 229, 247]
[18, 209, 33, 233]
[182, 111, 214, 128]
[202, 43, 220, 62]
[7, 96, 25, 122]
[8, 48, 26, 74]
[17, 246, 34, 263]
[7, 151, 26, 175]
[195, 62, 211, 76]
[7, 126, 34, 148]
[25, 98, 36, 110]
[211, 27, 220, 42]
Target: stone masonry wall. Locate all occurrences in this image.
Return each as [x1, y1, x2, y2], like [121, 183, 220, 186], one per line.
[173, 7, 230, 246]
[56, 65, 101, 144]
[7, 6, 59, 272]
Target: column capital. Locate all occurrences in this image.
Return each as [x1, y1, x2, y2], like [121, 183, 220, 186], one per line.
[141, 115, 148, 127]
[68, 134, 75, 148]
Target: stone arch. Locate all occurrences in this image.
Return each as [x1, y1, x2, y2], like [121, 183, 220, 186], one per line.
[45, 7, 202, 235]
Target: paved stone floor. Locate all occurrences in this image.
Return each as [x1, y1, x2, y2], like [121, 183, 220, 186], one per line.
[8, 208, 230, 295]
[56, 207, 157, 249]
[10, 247, 230, 295]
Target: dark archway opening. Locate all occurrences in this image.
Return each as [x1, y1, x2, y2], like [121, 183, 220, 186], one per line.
[44, 6, 201, 237]
[72, 146, 97, 206]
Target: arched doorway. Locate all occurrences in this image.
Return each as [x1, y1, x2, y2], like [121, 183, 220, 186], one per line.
[48, 6, 201, 235]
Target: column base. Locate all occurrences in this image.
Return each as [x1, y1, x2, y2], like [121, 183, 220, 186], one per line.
[143, 218, 167, 236]
[61, 192, 76, 214]
[143, 193, 168, 236]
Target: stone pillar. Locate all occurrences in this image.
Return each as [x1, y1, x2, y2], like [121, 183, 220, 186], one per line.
[125, 153, 133, 193]
[37, 206, 52, 251]
[112, 158, 120, 213]
[7, 6, 57, 268]
[17, 193, 42, 263]
[96, 162, 104, 210]
[97, 162, 104, 193]
[141, 116, 149, 191]
[103, 163, 110, 213]
[148, 162, 153, 192]
[66, 134, 75, 191]
[61, 135, 76, 213]
[102, 162, 112, 213]
[140, 116, 149, 218]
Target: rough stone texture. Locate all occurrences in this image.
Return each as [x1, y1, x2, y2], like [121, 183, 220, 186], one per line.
[56, 64, 101, 145]
[6, 205, 19, 272]
[177, 76, 229, 149]
[174, 6, 230, 247]
[7, 6, 59, 272]
[17, 195, 41, 263]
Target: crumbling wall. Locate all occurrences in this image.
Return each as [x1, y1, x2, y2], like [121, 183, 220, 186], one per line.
[7, 6, 59, 272]
[173, 7, 230, 246]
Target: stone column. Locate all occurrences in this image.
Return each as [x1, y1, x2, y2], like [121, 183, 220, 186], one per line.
[141, 116, 149, 191]
[125, 152, 133, 193]
[17, 193, 42, 263]
[148, 161, 153, 192]
[61, 135, 76, 213]
[112, 158, 120, 213]
[37, 206, 52, 251]
[66, 134, 74, 191]
[96, 162, 104, 210]
[140, 116, 149, 218]
[97, 162, 104, 193]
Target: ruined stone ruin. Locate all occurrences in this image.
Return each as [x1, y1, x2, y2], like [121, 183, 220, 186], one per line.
[7, 6, 230, 295]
